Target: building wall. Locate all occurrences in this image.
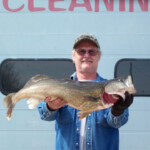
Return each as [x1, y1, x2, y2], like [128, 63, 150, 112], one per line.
[0, 0, 150, 149]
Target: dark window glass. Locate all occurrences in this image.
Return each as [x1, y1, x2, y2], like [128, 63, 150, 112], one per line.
[114, 59, 150, 96]
[0, 59, 75, 95]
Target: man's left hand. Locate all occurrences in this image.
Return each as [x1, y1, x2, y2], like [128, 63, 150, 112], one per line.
[111, 92, 133, 116]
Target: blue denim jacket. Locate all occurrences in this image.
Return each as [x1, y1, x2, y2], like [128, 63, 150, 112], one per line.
[37, 73, 129, 150]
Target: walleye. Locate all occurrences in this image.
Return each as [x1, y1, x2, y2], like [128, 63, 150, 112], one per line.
[3, 74, 136, 120]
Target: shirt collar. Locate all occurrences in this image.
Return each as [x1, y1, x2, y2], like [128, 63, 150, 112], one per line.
[70, 72, 106, 82]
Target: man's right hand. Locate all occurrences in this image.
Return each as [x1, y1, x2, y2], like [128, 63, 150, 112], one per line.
[44, 97, 67, 111]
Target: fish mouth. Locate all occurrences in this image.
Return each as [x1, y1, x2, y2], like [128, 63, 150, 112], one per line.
[102, 92, 120, 104]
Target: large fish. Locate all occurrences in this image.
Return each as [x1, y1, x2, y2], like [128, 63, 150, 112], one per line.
[3, 74, 136, 120]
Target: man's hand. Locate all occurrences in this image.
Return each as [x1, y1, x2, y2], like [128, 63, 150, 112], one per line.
[111, 92, 133, 116]
[44, 97, 67, 111]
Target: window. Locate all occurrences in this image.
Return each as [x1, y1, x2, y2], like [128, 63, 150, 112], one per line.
[0, 59, 75, 95]
[115, 59, 150, 96]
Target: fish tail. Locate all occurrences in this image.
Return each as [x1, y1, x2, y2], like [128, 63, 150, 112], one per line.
[3, 93, 16, 120]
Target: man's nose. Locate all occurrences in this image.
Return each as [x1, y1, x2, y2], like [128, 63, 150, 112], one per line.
[84, 51, 90, 57]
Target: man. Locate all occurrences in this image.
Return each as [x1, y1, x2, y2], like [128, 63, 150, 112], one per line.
[37, 33, 133, 150]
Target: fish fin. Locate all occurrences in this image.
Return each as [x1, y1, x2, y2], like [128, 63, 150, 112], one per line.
[24, 74, 50, 88]
[78, 111, 92, 120]
[62, 79, 76, 82]
[83, 96, 100, 102]
[27, 98, 42, 109]
[125, 75, 136, 94]
[3, 93, 16, 120]
[62, 79, 93, 84]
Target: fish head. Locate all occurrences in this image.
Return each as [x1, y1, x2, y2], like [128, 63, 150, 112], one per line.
[104, 75, 136, 101]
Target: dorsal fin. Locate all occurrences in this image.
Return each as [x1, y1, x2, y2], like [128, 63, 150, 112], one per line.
[61, 79, 95, 84]
[62, 78, 76, 82]
[24, 74, 50, 88]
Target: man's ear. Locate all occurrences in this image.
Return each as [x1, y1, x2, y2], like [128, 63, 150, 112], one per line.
[97, 53, 101, 62]
[98, 55, 101, 61]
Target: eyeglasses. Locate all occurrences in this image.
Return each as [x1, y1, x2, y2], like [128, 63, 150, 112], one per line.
[75, 49, 98, 56]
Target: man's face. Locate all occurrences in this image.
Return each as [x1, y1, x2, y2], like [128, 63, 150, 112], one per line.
[72, 40, 100, 74]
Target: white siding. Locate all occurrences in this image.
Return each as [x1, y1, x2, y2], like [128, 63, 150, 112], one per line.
[0, 1, 150, 149]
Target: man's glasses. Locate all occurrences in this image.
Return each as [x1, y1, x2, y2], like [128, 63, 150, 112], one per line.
[75, 49, 98, 56]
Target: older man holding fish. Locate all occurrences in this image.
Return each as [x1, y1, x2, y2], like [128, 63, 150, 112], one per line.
[37, 33, 133, 150]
